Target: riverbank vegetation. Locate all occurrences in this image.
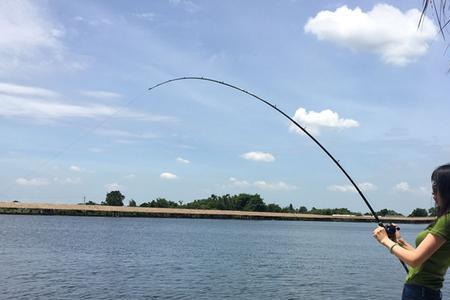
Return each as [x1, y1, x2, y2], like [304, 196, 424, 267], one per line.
[77, 191, 436, 218]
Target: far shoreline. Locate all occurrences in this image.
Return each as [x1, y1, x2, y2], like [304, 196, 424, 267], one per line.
[0, 201, 434, 224]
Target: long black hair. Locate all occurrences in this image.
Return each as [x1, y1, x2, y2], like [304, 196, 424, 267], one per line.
[431, 163, 450, 217]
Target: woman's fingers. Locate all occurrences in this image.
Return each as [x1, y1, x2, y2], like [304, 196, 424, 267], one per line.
[372, 226, 388, 244]
[373, 226, 384, 235]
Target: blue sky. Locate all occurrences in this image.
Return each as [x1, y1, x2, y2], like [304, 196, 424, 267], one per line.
[1, 0, 449, 214]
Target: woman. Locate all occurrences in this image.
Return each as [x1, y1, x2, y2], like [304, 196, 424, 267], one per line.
[373, 164, 450, 300]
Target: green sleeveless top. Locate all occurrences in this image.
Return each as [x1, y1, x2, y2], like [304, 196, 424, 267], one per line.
[405, 214, 450, 290]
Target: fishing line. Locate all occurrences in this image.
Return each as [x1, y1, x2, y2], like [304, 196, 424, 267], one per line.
[148, 76, 409, 273]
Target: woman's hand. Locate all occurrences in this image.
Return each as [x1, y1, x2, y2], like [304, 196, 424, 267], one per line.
[393, 223, 401, 241]
[373, 226, 390, 245]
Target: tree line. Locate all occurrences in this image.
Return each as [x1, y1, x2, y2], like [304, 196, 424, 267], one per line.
[80, 190, 436, 217]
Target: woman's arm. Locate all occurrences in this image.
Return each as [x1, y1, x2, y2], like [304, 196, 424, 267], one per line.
[392, 224, 415, 251]
[373, 226, 446, 268]
[397, 237, 415, 251]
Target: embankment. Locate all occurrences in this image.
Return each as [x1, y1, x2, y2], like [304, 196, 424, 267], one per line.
[0, 202, 434, 224]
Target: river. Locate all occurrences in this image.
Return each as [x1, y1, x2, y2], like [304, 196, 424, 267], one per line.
[1, 215, 449, 299]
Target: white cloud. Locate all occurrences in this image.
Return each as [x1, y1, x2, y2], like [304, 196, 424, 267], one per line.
[290, 107, 358, 135]
[328, 182, 378, 193]
[392, 182, 430, 194]
[89, 18, 112, 26]
[134, 12, 156, 21]
[53, 177, 81, 184]
[80, 90, 121, 99]
[69, 165, 81, 172]
[328, 185, 352, 192]
[227, 177, 296, 191]
[67, 165, 93, 173]
[16, 177, 50, 186]
[160, 172, 178, 180]
[95, 129, 158, 139]
[229, 177, 250, 187]
[169, 0, 200, 13]
[0, 82, 59, 97]
[358, 182, 378, 192]
[105, 183, 122, 191]
[0, 0, 84, 74]
[305, 4, 437, 66]
[393, 181, 412, 192]
[0, 95, 113, 119]
[254, 180, 297, 191]
[74, 16, 112, 27]
[89, 147, 104, 153]
[0, 0, 62, 51]
[176, 157, 190, 164]
[240, 151, 275, 162]
[0, 93, 176, 122]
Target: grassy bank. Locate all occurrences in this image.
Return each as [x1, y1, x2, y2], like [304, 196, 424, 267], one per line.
[0, 202, 434, 224]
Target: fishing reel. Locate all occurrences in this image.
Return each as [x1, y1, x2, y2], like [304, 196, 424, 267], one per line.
[385, 223, 400, 241]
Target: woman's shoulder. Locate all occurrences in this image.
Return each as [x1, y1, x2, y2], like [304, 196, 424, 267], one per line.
[429, 214, 450, 240]
[435, 213, 450, 227]
[438, 212, 450, 222]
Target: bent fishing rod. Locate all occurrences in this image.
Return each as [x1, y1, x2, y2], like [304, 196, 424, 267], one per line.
[148, 76, 408, 273]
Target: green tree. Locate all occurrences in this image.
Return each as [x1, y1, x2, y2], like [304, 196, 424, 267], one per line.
[377, 209, 403, 217]
[409, 208, 428, 217]
[428, 207, 436, 217]
[183, 193, 268, 212]
[378, 208, 389, 216]
[298, 206, 308, 213]
[282, 203, 295, 213]
[267, 203, 282, 212]
[128, 199, 136, 207]
[241, 194, 266, 211]
[308, 207, 360, 216]
[140, 198, 179, 208]
[104, 190, 125, 206]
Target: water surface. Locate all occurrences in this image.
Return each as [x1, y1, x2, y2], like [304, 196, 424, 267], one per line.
[1, 215, 449, 299]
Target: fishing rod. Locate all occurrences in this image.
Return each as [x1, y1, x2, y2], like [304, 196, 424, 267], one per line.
[148, 76, 408, 273]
